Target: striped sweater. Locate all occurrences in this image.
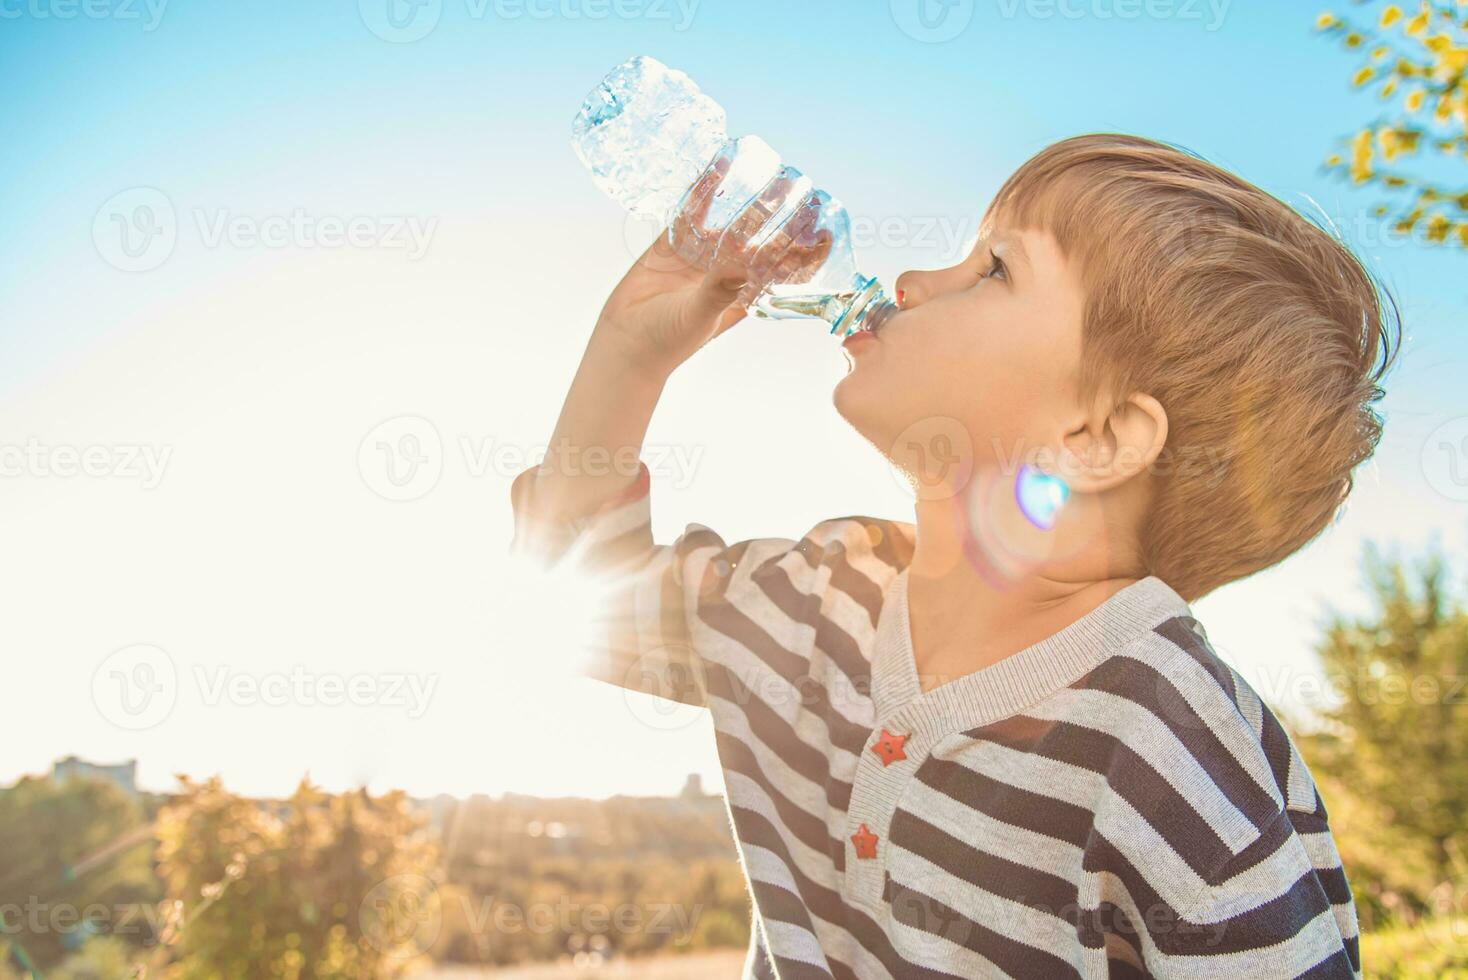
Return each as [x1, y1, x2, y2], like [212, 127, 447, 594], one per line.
[508, 460, 1361, 979]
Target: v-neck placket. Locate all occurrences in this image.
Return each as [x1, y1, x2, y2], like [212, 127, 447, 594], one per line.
[841, 568, 1193, 913]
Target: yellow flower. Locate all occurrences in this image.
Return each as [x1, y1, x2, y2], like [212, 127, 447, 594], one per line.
[1351, 128, 1374, 182]
[1379, 4, 1402, 27]
[1378, 126, 1402, 160]
[1353, 66, 1376, 86]
[1406, 89, 1426, 112]
[1316, 11, 1338, 29]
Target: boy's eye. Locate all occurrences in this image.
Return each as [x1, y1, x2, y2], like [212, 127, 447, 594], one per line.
[977, 252, 1007, 282]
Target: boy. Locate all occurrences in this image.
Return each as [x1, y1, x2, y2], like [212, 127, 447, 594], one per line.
[509, 134, 1393, 978]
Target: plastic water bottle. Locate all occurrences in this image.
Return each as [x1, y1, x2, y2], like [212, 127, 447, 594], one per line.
[571, 55, 896, 338]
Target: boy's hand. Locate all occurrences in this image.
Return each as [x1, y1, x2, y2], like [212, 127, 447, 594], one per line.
[594, 233, 748, 382]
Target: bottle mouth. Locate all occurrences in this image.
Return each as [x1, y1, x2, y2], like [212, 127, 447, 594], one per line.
[832, 276, 895, 337]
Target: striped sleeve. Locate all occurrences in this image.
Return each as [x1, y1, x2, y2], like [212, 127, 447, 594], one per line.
[1142, 805, 1361, 979]
[508, 460, 752, 708]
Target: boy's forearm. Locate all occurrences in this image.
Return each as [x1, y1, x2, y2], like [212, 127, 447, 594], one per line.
[532, 325, 671, 523]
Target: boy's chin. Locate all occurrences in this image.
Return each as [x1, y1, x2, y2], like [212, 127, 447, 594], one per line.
[832, 372, 898, 449]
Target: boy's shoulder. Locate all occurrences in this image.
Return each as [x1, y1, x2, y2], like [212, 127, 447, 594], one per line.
[734, 513, 916, 586]
[1089, 615, 1328, 884]
[798, 513, 916, 565]
[1109, 615, 1323, 811]
[1138, 615, 1324, 816]
[678, 514, 913, 626]
[944, 607, 1326, 889]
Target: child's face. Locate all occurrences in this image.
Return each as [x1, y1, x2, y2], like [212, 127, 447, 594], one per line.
[833, 224, 1089, 486]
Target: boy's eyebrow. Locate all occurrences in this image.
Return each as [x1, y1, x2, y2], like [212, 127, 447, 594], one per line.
[992, 235, 1030, 269]
[986, 233, 1030, 284]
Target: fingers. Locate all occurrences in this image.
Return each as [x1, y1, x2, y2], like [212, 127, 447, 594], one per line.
[630, 228, 696, 279]
[645, 228, 678, 261]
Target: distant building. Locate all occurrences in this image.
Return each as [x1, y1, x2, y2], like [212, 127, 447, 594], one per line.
[52, 756, 138, 798]
[680, 773, 706, 800]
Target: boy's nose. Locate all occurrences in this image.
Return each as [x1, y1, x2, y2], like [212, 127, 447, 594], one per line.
[894, 270, 924, 308]
[895, 262, 966, 309]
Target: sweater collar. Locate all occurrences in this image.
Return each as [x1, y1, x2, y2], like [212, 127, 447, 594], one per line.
[870, 568, 1193, 732]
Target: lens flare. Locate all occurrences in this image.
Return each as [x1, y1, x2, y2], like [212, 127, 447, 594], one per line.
[1015, 465, 1069, 530]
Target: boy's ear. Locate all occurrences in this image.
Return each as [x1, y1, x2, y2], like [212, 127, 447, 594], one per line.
[1057, 393, 1169, 494]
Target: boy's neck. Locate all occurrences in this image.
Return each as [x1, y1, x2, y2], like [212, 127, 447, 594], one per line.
[905, 478, 1142, 693]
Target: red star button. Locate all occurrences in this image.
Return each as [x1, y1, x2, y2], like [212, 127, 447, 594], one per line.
[870, 728, 908, 767]
[851, 823, 879, 860]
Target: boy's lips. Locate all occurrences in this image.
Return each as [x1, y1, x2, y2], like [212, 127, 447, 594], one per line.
[841, 328, 877, 351]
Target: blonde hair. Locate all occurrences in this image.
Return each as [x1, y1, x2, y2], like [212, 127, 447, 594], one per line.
[987, 134, 1399, 601]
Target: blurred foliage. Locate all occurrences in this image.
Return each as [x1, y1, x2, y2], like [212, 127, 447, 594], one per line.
[0, 774, 159, 969]
[431, 793, 749, 965]
[1360, 917, 1468, 977]
[1296, 547, 1468, 973]
[47, 935, 143, 980]
[153, 776, 438, 979]
[0, 776, 751, 977]
[1317, 2, 1468, 245]
[0, 943, 25, 980]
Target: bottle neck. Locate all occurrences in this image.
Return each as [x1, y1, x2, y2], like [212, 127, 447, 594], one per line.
[831, 275, 896, 337]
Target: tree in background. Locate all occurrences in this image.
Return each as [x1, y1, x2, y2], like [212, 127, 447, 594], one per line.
[1317, 2, 1468, 247]
[0, 776, 159, 970]
[153, 776, 439, 979]
[1300, 547, 1468, 937]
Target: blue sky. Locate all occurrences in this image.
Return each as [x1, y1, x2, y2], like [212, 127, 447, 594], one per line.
[1, 0, 1464, 799]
